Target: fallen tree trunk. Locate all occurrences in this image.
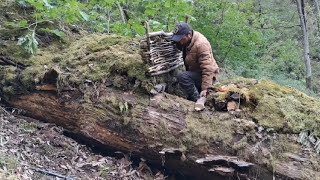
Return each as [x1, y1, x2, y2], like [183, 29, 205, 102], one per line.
[1, 34, 319, 180]
[8, 82, 320, 180]
[9, 89, 264, 179]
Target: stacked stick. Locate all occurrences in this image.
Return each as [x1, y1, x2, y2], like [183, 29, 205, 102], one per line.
[140, 31, 184, 76]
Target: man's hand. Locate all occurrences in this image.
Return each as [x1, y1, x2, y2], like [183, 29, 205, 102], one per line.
[200, 90, 207, 97]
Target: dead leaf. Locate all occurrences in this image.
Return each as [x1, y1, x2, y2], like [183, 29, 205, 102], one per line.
[227, 101, 238, 112]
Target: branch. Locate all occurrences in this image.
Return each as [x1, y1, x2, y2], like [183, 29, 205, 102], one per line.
[0, 56, 27, 70]
[258, 24, 301, 29]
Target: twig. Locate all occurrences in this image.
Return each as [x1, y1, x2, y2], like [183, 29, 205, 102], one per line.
[150, 62, 184, 76]
[0, 106, 10, 115]
[0, 56, 27, 70]
[16, 19, 55, 31]
[258, 24, 301, 29]
[21, 163, 76, 180]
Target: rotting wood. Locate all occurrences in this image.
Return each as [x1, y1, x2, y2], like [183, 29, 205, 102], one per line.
[9, 88, 305, 180]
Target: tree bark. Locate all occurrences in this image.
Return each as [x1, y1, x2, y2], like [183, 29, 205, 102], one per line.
[296, 0, 312, 89]
[314, 0, 320, 31]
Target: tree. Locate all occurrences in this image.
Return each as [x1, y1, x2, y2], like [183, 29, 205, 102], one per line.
[296, 0, 312, 89]
[314, 0, 320, 31]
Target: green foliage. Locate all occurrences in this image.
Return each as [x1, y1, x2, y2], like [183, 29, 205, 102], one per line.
[17, 0, 192, 36]
[17, 31, 38, 54]
[39, 28, 65, 39]
[5, 20, 29, 29]
[192, 0, 264, 78]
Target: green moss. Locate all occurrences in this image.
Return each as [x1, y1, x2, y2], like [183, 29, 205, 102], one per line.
[2, 86, 15, 96]
[232, 136, 249, 151]
[112, 75, 129, 89]
[0, 66, 18, 97]
[271, 135, 300, 160]
[182, 112, 235, 152]
[20, 34, 147, 89]
[0, 43, 30, 63]
[19, 67, 42, 90]
[251, 81, 320, 135]
[0, 66, 17, 84]
[210, 78, 320, 135]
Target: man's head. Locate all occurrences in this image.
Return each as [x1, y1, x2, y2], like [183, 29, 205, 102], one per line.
[171, 23, 193, 47]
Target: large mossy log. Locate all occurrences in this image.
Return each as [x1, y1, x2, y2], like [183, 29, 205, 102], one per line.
[1, 34, 320, 179]
[8, 84, 320, 180]
[9, 88, 269, 179]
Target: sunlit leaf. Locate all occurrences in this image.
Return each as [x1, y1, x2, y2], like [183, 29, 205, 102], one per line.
[17, 31, 38, 55]
[80, 11, 89, 21]
[42, 0, 53, 8]
[165, 1, 170, 8]
[41, 28, 65, 38]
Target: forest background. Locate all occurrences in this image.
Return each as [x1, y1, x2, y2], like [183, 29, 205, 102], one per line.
[3, 0, 320, 96]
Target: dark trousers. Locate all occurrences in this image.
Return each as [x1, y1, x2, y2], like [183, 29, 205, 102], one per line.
[177, 71, 201, 102]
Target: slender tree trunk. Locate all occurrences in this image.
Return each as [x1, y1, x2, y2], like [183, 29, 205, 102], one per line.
[117, 1, 126, 23]
[315, 0, 320, 31]
[257, 0, 264, 28]
[296, 0, 312, 89]
[107, 9, 110, 34]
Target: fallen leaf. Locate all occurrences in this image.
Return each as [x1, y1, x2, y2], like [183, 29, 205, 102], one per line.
[227, 101, 238, 111]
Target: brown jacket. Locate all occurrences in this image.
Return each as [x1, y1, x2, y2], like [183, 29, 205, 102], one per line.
[184, 31, 219, 90]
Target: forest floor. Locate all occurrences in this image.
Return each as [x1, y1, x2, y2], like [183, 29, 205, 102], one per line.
[0, 105, 165, 180]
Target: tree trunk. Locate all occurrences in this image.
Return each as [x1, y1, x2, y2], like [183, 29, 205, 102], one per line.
[8, 91, 250, 179]
[314, 0, 320, 31]
[117, 1, 126, 24]
[296, 0, 312, 89]
[7, 81, 320, 180]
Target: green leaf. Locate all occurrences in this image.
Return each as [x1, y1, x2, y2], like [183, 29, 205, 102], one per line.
[40, 28, 65, 39]
[18, 20, 29, 28]
[29, 1, 45, 10]
[31, 31, 38, 54]
[80, 11, 89, 21]
[5, 21, 28, 28]
[131, 23, 145, 35]
[42, 0, 53, 8]
[17, 31, 38, 55]
[145, 9, 156, 16]
[165, 1, 170, 8]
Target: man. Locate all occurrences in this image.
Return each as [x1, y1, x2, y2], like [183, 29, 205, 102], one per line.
[172, 23, 219, 107]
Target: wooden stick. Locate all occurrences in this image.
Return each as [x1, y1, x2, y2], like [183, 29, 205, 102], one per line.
[145, 21, 151, 52]
[149, 31, 173, 37]
[150, 63, 184, 76]
[21, 163, 75, 180]
[185, 15, 190, 23]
